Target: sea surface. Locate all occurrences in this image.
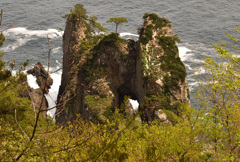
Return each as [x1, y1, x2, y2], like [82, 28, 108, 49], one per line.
[1, 0, 240, 116]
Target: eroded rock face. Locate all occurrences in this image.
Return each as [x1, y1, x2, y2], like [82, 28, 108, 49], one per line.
[20, 62, 53, 118]
[29, 88, 48, 118]
[89, 78, 113, 97]
[19, 82, 48, 118]
[96, 35, 144, 109]
[27, 62, 53, 93]
[56, 12, 189, 124]
[55, 15, 89, 123]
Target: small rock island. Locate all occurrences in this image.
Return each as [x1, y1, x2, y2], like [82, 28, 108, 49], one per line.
[55, 5, 190, 124]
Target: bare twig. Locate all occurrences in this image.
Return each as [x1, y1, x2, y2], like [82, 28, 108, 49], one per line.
[0, 25, 14, 32]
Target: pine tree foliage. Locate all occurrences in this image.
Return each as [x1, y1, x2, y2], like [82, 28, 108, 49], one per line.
[107, 17, 128, 33]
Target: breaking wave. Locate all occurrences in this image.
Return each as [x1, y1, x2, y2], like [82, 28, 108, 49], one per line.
[4, 27, 64, 38]
[2, 27, 63, 52]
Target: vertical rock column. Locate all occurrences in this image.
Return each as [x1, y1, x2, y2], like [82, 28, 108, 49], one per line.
[139, 13, 190, 122]
[27, 62, 53, 118]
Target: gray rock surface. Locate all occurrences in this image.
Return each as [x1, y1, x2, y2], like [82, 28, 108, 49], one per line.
[154, 109, 169, 123]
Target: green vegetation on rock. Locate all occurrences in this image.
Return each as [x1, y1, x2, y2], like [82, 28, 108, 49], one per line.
[0, 32, 5, 47]
[140, 12, 186, 91]
[140, 13, 171, 45]
[143, 13, 171, 29]
[63, 4, 88, 24]
[158, 36, 186, 90]
[85, 94, 113, 123]
[140, 24, 154, 45]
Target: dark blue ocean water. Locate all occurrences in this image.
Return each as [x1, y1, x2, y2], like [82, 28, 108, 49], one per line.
[0, 0, 240, 113]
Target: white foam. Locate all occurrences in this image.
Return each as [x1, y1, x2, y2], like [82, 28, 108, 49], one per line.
[45, 70, 62, 117]
[120, 32, 139, 37]
[191, 59, 204, 63]
[1, 37, 34, 52]
[52, 47, 62, 54]
[188, 81, 199, 87]
[56, 60, 61, 66]
[178, 46, 192, 61]
[27, 74, 39, 89]
[4, 27, 64, 38]
[185, 64, 192, 70]
[2, 27, 64, 52]
[129, 99, 139, 111]
[193, 66, 207, 75]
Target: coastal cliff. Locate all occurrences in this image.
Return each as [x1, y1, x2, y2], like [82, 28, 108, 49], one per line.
[56, 8, 189, 124]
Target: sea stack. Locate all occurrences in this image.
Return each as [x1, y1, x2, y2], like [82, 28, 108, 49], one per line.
[55, 8, 189, 124]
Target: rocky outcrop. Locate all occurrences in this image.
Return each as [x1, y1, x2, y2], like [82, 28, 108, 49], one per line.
[56, 8, 189, 124]
[96, 34, 145, 110]
[138, 13, 189, 122]
[124, 99, 135, 117]
[21, 62, 53, 118]
[55, 14, 89, 123]
[154, 109, 169, 124]
[28, 88, 48, 118]
[27, 62, 53, 93]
